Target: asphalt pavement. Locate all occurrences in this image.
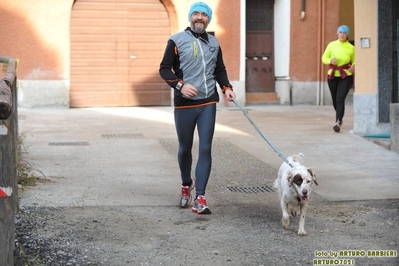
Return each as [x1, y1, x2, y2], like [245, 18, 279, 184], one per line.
[17, 103, 399, 208]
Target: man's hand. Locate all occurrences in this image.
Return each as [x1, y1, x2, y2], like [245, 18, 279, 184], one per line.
[225, 89, 236, 101]
[180, 83, 198, 98]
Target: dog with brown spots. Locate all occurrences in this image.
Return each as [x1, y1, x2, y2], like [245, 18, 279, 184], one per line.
[273, 153, 318, 236]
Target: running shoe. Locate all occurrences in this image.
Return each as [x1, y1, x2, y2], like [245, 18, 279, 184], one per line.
[178, 177, 195, 208]
[192, 195, 211, 214]
[333, 121, 341, 133]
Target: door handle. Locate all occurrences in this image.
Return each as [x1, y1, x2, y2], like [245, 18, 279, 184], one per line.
[130, 55, 138, 59]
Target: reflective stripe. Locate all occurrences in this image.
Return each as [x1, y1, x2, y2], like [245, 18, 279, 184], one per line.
[195, 38, 209, 98]
[193, 41, 198, 58]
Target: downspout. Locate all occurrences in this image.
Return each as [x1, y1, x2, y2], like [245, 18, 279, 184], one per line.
[316, 0, 326, 105]
[316, 0, 322, 105]
[301, 0, 306, 19]
[320, 0, 326, 105]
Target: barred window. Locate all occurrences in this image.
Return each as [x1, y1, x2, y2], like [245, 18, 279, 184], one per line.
[246, 0, 274, 31]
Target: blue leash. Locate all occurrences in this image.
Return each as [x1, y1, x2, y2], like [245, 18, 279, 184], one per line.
[232, 99, 293, 168]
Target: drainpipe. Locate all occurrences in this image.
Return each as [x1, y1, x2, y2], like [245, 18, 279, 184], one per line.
[316, 0, 326, 105]
[289, 80, 293, 106]
[301, 0, 306, 19]
[320, 0, 326, 105]
[316, 0, 322, 105]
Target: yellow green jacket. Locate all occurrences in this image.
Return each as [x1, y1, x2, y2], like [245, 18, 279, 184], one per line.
[322, 39, 355, 78]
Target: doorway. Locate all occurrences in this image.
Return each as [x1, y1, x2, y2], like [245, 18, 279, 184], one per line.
[245, 0, 276, 103]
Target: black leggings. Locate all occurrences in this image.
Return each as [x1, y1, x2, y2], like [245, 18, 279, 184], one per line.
[327, 76, 353, 123]
[174, 104, 216, 196]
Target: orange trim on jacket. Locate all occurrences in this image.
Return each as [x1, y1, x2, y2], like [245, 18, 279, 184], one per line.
[174, 101, 218, 109]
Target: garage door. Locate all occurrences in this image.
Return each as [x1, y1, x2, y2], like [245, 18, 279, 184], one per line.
[70, 0, 171, 107]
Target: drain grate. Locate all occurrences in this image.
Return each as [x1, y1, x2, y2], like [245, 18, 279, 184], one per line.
[226, 185, 275, 194]
[48, 142, 89, 146]
[101, 133, 144, 138]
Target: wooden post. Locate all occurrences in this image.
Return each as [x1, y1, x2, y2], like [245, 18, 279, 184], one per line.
[0, 57, 18, 266]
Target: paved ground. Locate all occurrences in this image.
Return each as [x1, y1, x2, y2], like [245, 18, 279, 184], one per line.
[14, 104, 399, 265]
[18, 104, 399, 204]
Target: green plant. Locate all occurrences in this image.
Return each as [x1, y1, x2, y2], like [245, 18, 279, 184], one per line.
[2, 61, 8, 72]
[13, 243, 45, 266]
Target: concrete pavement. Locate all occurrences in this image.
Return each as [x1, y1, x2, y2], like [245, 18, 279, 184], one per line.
[17, 104, 399, 208]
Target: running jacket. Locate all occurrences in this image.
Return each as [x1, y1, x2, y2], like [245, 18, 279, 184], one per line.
[159, 27, 232, 107]
[321, 39, 355, 78]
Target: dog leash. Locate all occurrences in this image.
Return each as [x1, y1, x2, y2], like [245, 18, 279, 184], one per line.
[232, 98, 293, 168]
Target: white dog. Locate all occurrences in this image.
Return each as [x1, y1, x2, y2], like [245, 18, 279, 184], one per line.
[273, 153, 318, 236]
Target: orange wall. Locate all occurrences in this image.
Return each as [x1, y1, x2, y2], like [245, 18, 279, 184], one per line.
[289, 0, 339, 82]
[0, 0, 239, 82]
[0, 0, 73, 79]
[213, 0, 240, 81]
[165, 0, 241, 81]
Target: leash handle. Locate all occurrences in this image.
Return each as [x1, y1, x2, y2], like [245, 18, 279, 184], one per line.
[232, 99, 293, 168]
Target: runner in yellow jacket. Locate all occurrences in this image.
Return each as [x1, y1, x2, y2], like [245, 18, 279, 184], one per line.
[322, 25, 355, 133]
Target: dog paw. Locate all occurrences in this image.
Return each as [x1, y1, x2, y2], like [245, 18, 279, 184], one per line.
[282, 218, 290, 229]
[297, 230, 307, 236]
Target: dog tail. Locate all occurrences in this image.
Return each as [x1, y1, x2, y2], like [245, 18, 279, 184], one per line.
[291, 153, 305, 163]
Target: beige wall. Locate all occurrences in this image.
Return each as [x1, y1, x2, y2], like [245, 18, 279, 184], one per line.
[354, 0, 377, 94]
[0, 0, 73, 80]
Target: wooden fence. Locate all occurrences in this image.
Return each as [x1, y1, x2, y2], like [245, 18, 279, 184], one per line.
[0, 56, 18, 266]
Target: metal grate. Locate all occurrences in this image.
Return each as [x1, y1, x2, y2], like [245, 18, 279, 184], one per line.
[226, 185, 274, 194]
[101, 133, 144, 138]
[246, 0, 274, 31]
[48, 142, 89, 146]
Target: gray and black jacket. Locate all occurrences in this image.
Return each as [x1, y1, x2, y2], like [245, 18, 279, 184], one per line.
[159, 27, 231, 107]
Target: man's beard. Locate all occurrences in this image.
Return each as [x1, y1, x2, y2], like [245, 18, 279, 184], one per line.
[191, 20, 207, 34]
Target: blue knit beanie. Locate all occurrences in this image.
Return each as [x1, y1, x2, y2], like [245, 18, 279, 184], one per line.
[337, 25, 350, 36]
[188, 2, 213, 22]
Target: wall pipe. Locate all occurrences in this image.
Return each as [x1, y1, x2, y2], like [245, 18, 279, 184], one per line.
[321, 0, 326, 105]
[301, 0, 306, 19]
[316, 0, 326, 105]
[316, 0, 322, 105]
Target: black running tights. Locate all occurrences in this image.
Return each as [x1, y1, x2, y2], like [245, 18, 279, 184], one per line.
[327, 76, 353, 123]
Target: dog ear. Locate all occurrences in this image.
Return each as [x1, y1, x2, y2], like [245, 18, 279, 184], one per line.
[307, 168, 318, 186]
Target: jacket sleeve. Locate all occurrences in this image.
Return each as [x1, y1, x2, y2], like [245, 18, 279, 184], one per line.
[214, 47, 232, 90]
[159, 40, 182, 89]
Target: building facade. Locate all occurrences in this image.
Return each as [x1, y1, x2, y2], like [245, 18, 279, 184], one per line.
[0, 0, 397, 137]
